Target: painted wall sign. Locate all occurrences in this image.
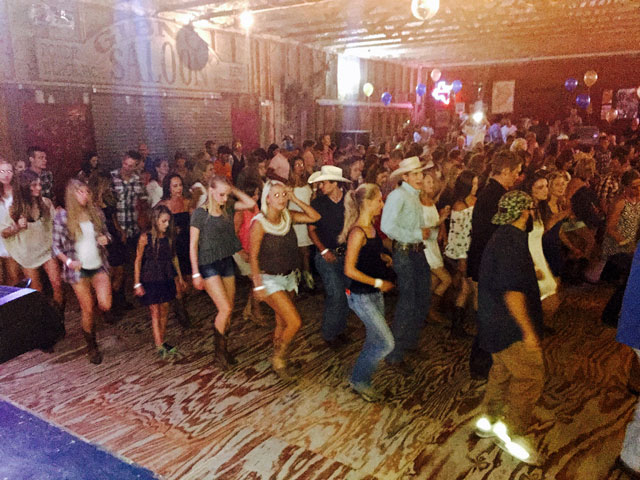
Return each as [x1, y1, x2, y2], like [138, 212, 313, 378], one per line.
[35, 17, 248, 94]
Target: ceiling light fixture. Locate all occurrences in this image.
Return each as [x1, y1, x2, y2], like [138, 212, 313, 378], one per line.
[411, 0, 439, 21]
[239, 10, 254, 29]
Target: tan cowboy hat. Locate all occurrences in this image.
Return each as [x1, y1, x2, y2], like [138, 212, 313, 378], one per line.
[389, 156, 432, 180]
[308, 165, 351, 184]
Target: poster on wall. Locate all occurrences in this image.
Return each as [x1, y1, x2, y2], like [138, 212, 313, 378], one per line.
[34, 17, 249, 94]
[491, 80, 515, 114]
[616, 88, 639, 119]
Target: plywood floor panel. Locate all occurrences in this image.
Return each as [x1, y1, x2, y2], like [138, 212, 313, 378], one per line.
[0, 283, 636, 479]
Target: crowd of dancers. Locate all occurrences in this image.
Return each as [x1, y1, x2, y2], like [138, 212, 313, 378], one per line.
[1, 112, 640, 467]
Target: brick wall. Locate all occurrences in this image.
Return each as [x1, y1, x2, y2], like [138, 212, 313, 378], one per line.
[92, 93, 232, 168]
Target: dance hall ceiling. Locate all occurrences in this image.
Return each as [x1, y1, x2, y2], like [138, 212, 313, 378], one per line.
[122, 0, 640, 66]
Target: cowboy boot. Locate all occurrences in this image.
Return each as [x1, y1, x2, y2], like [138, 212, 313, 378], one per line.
[451, 306, 473, 339]
[213, 328, 232, 370]
[173, 298, 192, 329]
[271, 337, 297, 382]
[82, 329, 103, 365]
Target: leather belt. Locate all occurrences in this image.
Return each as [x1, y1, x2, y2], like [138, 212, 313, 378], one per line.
[392, 240, 423, 252]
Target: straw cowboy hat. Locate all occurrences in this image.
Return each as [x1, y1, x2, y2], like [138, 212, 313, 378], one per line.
[389, 156, 433, 180]
[308, 165, 351, 184]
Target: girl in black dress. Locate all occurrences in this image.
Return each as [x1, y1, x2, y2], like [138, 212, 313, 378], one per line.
[134, 205, 186, 358]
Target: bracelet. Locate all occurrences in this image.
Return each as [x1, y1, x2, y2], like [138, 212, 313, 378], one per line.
[133, 283, 142, 289]
[374, 278, 383, 289]
[320, 248, 330, 256]
[253, 285, 266, 292]
[192, 273, 202, 279]
[65, 258, 73, 267]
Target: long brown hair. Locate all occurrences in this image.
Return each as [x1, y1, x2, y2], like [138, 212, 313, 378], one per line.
[149, 204, 174, 254]
[65, 178, 104, 241]
[11, 170, 51, 223]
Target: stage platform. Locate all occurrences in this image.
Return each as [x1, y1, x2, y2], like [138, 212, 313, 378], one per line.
[0, 280, 636, 479]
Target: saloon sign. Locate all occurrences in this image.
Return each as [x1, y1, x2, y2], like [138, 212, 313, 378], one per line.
[36, 17, 248, 94]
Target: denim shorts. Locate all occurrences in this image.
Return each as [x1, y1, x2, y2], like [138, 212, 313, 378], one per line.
[199, 256, 235, 279]
[262, 271, 298, 296]
[80, 267, 105, 279]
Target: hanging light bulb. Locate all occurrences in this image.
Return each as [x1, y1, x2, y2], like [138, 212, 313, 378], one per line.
[411, 0, 439, 21]
[239, 11, 254, 30]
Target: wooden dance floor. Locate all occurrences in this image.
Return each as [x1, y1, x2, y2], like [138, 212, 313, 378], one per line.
[0, 280, 637, 479]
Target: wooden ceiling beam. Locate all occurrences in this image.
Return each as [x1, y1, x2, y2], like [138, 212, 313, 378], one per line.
[259, 9, 636, 43]
[307, 18, 640, 49]
[314, 20, 638, 49]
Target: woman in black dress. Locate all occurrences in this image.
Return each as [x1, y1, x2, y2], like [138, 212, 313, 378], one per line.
[160, 173, 192, 328]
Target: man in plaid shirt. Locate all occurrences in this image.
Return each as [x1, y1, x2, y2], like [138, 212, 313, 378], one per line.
[28, 146, 55, 202]
[110, 151, 147, 253]
[596, 149, 630, 212]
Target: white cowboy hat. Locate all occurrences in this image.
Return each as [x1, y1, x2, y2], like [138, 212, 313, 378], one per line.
[389, 156, 431, 180]
[308, 165, 351, 184]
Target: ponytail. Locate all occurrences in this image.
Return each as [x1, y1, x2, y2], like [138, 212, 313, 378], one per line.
[337, 183, 380, 244]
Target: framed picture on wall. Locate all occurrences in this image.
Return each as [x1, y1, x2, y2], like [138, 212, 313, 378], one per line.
[491, 80, 515, 114]
[616, 88, 639, 119]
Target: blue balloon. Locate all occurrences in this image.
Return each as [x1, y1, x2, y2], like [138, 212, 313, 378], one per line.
[381, 92, 392, 106]
[416, 83, 427, 97]
[576, 93, 591, 109]
[565, 78, 578, 92]
[452, 80, 462, 93]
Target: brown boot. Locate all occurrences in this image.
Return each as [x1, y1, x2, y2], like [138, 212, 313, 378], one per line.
[271, 338, 297, 382]
[173, 298, 192, 329]
[427, 294, 448, 324]
[213, 329, 236, 370]
[82, 330, 102, 365]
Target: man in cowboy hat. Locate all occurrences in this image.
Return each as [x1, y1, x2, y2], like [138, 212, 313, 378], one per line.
[308, 166, 352, 347]
[380, 156, 432, 373]
[477, 190, 549, 450]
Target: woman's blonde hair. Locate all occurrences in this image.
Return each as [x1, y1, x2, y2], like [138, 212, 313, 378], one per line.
[65, 178, 104, 241]
[572, 154, 596, 181]
[205, 175, 231, 215]
[338, 183, 380, 244]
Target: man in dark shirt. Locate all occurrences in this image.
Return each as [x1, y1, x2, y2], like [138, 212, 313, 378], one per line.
[477, 190, 547, 441]
[308, 166, 351, 346]
[467, 150, 522, 379]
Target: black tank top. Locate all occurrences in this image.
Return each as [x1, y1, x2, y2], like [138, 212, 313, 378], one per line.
[349, 227, 388, 294]
[258, 226, 300, 275]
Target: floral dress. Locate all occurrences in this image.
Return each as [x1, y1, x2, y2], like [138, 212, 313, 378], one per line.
[444, 205, 473, 260]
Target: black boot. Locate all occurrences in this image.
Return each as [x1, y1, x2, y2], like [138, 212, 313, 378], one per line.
[82, 329, 103, 365]
[451, 306, 472, 339]
[173, 298, 192, 329]
[213, 329, 235, 370]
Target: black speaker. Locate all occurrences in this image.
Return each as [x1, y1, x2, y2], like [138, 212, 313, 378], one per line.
[0, 286, 65, 364]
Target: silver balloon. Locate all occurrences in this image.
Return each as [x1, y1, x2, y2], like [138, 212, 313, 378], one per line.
[411, 0, 440, 21]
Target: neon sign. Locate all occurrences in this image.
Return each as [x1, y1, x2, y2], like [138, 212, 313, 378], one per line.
[432, 81, 453, 105]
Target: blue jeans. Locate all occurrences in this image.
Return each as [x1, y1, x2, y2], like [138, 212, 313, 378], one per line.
[347, 291, 395, 388]
[622, 348, 640, 471]
[387, 248, 431, 363]
[314, 252, 349, 342]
